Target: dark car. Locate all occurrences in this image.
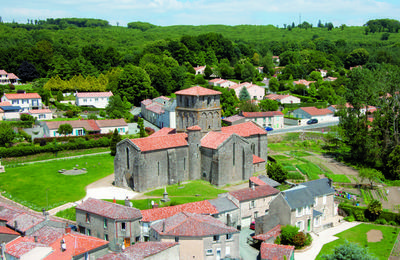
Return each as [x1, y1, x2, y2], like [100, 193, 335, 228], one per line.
[250, 221, 255, 230]
[307, 119, 318, 125]
[265, 126, 274, 131]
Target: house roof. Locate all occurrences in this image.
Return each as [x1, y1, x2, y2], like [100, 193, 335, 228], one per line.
[282, 185, 315, 209]
[76, 91, 113, 98]
[265, 94, 298, 101]
[208, 197, 239, 214]
[253, 225, 281, 241]
[6, 237, 51, 259]
[146, 103, 165, 114]
[29, 109, 52, 114]
[3, 93, 41, 100]
[141, 200, 218, 222]
[130, 133, 188, 152]
[297, 107, 334, 116]
[0, 226, 19, 235]
[293, 79, 315, 86]
[221, 121, 267, 137]
[7, 73, 19, 80]
[7, 213, 45, 232]
[302, 178, 335, 197]
[249, 176, 267, 186]
[0, 101, 12, 106]
[194, 66, 206, 71]
[242, 111, 283, 118]
[175, 86, 221, 96]
[229, 184, 279, 202]
[222, 115, 245, 123]
[313, 209, 323, 217]
[94, 118, 127, 127]
[44, 120, 101, 131]
[0, 70, 7, 75]
[253, 155, 265, 164]
[151, 212, 238, 237]
[0, 106, 21, 111]
[76, 198, 142, 220]
[187, 125, 202, 131]
[260, 243, 294, 260]
[150, 127, 176, 137]
[201, 132, 233, 150]
[257, 175, 281, 187]
[141, 99, 152, 106]
[96, 242, 178, 260]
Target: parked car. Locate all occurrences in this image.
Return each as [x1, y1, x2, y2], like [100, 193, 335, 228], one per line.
[250, 221, 255, 230]
[265, 126, 274, 131]
[307, 119, 318, 124]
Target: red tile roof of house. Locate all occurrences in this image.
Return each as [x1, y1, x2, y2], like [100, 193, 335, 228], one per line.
[223, 115, 245, 123]
[150, 127, 176, 137]
[4, 93, 41, 100]
[208, 78, 224, 83]
[187, 125, 202, 131]
[298, 107, 334, 116]
[175, 86, 221, 96]
[293, 79, 315, 86]
[97, 242, 178, 260]
[7, 213, 45, 232]
[253, 155, 265, 164]
[249, 176, 267, 186]
[0, 70, 7, 75]
[152, 212, 238, 237]
[201, 132, 233, 149]
[229, 184, 279, 202]
[95, 118, 127, 127]
[141, 99, 152, 106]
[29, 109, 52, 114]
[260, 243, 294, 260]
[141, 200, 218, 222]
[76, 198, 142, 220]
[0, 101, 12, 106]
[6, 236, 50, 258]
[242, 111, 284, 118]
[265, 94, 296, 101]
[7, 73, 19, 80]
[76, 91, 113, 98]
[45, 119, 101, 131]
[130, 133, 188, 152]
[253, 225, 281, 241]
[193, 66, 206, 71]
[0, 226, 19, 235]
[146, 103, 165, 114]
[221, 121, 267, 137]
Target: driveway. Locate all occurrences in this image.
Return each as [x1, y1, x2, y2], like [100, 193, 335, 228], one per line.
[240, 227, 260, 260]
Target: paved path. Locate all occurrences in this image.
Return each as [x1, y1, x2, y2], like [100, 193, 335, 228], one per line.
[294, 221, 361, 260]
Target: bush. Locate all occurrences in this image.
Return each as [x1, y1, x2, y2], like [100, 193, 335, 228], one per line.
[17, 129, 32, 142]
[305, 233, 312, 247]
[20, 113, 35, 122]
[374, 219, 387, 225]
[33, 133, 112, 144]
[389, 221, 397, 226]
[339, 203, 398, 223]
[145, 127, 155, 136]
[293, 232, 307, 249]
[344, 215, 355, 222]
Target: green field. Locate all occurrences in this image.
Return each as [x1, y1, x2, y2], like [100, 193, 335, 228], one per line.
[316, 224, 399, 260]
[0, 154, 114, 211]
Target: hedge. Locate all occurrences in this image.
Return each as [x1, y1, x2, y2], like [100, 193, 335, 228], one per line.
[1, 121, 33, 128]
[0, 137, 111, 158]
[33, 133, 112, 144]
[339, 203, 399, 223]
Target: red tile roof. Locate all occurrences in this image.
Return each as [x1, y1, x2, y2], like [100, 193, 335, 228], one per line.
[193, 66, 206, 71]
[152, 212, 238, 237]
[221, 121, 267, 137]
[187, 125, 202, 131]
[201, 132, 232, 149]
[76, 91, 113, 98]
[141, 99, 152, 106]
[0, 70, 7, 75]
[76, 198, 142, 220]
[229, 184, 279, 202]
[249, 176, 267, 186]
[175, 86, 221, 96]
[6, 237, 50, 258]
[242, 111, 283, 118]
[4, 93, 41, 100]
[141, 200, 218, 222]
[150, 127, 176, 137]
[0, 101, 12, 106]
[130, 133, 188, 152]
[97, 242, 178, 260]
[146, 103, 165, 114]
[44, 120, 101, 131]
[253, 225, 281, 241]
[253, 155, 266, 164]
[293, 79, 315, 86]
[95, 118, 127, 127]
[29, 109, 52, 114]
[223, 115, 245, 123]
[7, 73, 19, 80]
[0, 226, 19, 235]
[260, 243, 294, 260]
[298, 107, 334, 116]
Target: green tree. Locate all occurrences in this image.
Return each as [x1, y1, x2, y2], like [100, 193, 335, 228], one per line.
[267, 161, 288, 183]
[268, 77, 279, 93]
[259, 99, 279, 111]
[238, 100, 259, 112]
[241, 61, 255, 82]
[138, 117, 146, 137]
[346, 48, 370, 68]
[239, 87, 251, 101]
[57, 124, 73, 136]
[309, 71, 323, 81]
[110, 128, 122, 156]
[367, 199, 382, 220]
[204, 65, 213, 79]
[106, 95, 131, 119]
[322, 241, 377, 260]
[387, 145, 400, 179]
[280, 225, 299, 246]
[0, 124, 16, 147]
[359, 168, 383, 188]
[56, 91, 63, 101]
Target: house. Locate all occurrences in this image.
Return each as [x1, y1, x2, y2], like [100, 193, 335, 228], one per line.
[260, 243, 294, 260]
[252, 224, 281, 244]
[324, 76, 337, 82]
[249, 176, 280, 188]
[208, 78, 236, 88]
[1, 92, 42, 112]
[225, 184, 279, 227]
[150, 212, 240, 260]
[28, 109, 53, 120]
[0, 226, 19, 243]
[194, 65, 206, 75]
[43, 119, 128, 137]
[75, 198, 142, 251]
[5, 225, 109, 260]
[75, 91, 113, 109]
[140, 200, 219, 241]
[208, 197, 241, 229]
[0, 70, 20, 85]
[141, 96, 177, 129]
[97, 241, 180, 260]
[0, 101, 21, 120]
[265, 94, 301, 104]
[293, 79, 315, 88]
[255, 178, 338, 235]
[291, 107, 334, 122]
[240, 111, 284, 129]
[229, 82, 265, 100]
[222, 115, 245, 126]
[272, 56, 280, 65]
[319, 69, 328, 78]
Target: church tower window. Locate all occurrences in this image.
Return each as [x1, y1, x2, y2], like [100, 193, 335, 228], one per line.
[126, 147, 130, 169]
[233, 143, 235, 166]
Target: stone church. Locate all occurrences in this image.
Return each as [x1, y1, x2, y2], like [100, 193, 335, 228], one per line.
[114, 86, 268, 192]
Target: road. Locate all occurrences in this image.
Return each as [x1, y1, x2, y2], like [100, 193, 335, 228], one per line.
[268, 120, 339, 135]
[239, 228, 260, 260]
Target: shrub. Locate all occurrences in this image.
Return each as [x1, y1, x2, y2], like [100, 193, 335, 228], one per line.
[20, 113, 35, 122]
[344, 215, 355, 222]
[304, 233, 312, 247]
[17, 129, 32, 142]
[293, 232, 307, 249]
[374, 218, 387, 225]
[280, 225, 299, 246]
[389, 221, 397, 226]
[145, 127, 155, 136]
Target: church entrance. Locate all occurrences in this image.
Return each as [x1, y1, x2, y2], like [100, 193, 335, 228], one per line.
[129, 177, 134, 190]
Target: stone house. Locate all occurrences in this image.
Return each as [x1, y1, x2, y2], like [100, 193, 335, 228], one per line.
[97, 242, 180, 260]
[241, 111, 284, 129]
[75, 198, 142, 251]
[224, 184, 280, 227]
[141, 96, 177, 129]
[0, 226, 19, 243]
[208, 197, 241, 229]
[150, 212, 240, 260]
[291, 106, 334, 122]
[222, 115, 245, 126]
[208, 78, 237, 88]
[114, 86, 268, 192]
[229, 82, 265, 100]
[265, 94, 301, 104]
[75, 91, 113, 109]
[1, 92, 42, 112]
[0, 70, 20, 85]
[249, 175, 280, 188]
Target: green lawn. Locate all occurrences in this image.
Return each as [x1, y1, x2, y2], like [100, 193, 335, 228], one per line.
[325, 174, 351, 183]
[316, 224, 399, 260]
[296, 163, 322, 180]
[0, 154, 114, 211]
[289, 151, 312, 157]
[144, 180, 227, 197]
[55, 206, 76, 221]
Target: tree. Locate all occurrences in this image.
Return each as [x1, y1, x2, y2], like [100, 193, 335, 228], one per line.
[239, 87, 251, 101]
[387, 145, 400, 179]
[238, 100, 259, 112]
[56, 91, 63, 101]
[359, 168, 383, 188]
[17, 61, 40, 82]
[138, 117, 146, 137]
[269, 77, 279, 93]
[110, 129, 122, 156]
[259, 99, 279, 111]
[367, 199, 382, 220]
[0, 124, 16, 147]
[280, 225, 299, 246]
[267, 161, 288, 183]
[204, 65, 213, 79]
[106, 95, 131, 119]
[346, 48, 370, 68]
[241, 61, 256, 82]
[57, 124, 73, 136]
[322, 241, 377, 260]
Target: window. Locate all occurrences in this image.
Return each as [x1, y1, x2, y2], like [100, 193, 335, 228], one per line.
[315, 197, 318, 206]
[86, 213, 90, 223]
[314, 217, 320, 227]
[296, 221, 304, 231]
[226, 246, 230, 256]
[323, 195, 327, 205]
[104, 218, 108, 228]
[175, 236, 179, 242]
[95, 98, 99, 102]
[296, 208, 303, 217]
[254, 211, 259, 218]
[77, 129, 84, 136]
[126, 147, 130, 169]
[213, 235, 220, 242]
[83, 99, 87, 103]
[121, 222, 126, 231]
[306, 206, 311, 215]
[206, 249, 213, 255]
[158, 162, 160, 176]
[232, 143, 235, 166]
[251, 200, 255, 208]
[87, 229, 91, 236]
[226, 233, 232, 240]
[104, 234, 109, 241]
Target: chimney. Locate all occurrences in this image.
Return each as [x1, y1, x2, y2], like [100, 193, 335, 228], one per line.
[42, 208, 46, 215]
[124, 196, 130, 207]
[65, 227, 71, 234]
[328, 178, 332, 188]
[250, 182, 255, 191]
[34, 236, 38, 243]
[14, 221, 18, 230]
[162, 221, 166, 233]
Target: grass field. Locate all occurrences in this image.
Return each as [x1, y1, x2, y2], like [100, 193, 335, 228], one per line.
[296, 163, 322, 180]
[0, 154, 114, 211]
[55, 206, 76, 221]
[316, 224, 400, 260]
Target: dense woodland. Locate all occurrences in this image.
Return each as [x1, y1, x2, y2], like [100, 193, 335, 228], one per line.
[2, 18, 400, 179]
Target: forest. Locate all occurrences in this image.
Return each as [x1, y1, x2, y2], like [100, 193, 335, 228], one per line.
[1, 18, 400, 179]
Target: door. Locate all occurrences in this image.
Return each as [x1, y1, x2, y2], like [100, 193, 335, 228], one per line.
[307, 219, 311, 232]
[124, 237, 130, 248]
[216, 248, 221, 260]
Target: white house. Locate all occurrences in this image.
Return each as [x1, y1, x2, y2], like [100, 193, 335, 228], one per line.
[265, 94, 301, 104]
[141, 96, 176, 129]
[241, 111, 284, 129]
[0, 70, 20, 85]
[28, 109, 53, 120]
[1, 93, 42, 112]
[230, 82, 265, 100]
[0, 101, 21, 120]
[292, 107, 334, 122]
[293, 79, 315, 88]
[95, 118, 128, 134]
[193, 65, 206, 75]
[75, 91, 113, 109]
[208, 78, 237, 88]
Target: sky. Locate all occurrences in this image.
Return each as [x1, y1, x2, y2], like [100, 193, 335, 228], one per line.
[1, 0, 400, 28]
